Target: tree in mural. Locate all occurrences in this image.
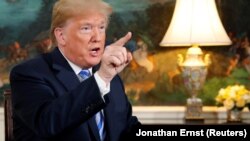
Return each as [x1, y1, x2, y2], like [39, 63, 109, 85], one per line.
[19, 0, 56, 46]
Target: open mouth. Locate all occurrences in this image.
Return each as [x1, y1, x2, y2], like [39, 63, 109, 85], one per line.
[90, 47, 100, 56]
[91, 48, 100, 52]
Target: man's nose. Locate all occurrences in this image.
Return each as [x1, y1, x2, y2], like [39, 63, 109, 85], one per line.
[92, 28, 102, 42]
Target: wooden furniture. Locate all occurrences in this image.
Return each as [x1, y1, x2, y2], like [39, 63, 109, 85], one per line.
[3, 89, 13, 141]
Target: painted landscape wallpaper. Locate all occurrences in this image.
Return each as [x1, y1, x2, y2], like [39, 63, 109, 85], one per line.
[1, 0, 250, 106]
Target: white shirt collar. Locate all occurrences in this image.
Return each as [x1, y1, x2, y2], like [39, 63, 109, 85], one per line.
[58, 48, 92, 75]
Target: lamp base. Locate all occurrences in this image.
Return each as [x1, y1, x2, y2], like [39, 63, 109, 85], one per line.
[185, 97, 203, 121]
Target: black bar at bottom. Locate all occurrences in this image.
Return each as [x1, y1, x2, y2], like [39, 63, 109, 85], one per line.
[122, 124, 250, 140]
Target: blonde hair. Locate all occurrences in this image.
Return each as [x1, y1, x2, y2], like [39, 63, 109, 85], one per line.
[50, 0, 113, 45]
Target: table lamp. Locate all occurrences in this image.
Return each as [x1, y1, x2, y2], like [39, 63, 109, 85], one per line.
[159, 0, 232, 121]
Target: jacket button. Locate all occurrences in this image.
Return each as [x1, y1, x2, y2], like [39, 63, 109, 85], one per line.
[85, 106, 90, 114]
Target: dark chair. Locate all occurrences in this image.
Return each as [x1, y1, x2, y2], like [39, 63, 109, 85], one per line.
[3, 89, 14, 141]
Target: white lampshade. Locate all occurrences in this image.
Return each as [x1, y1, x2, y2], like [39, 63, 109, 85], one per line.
[160, 0, 232, 47]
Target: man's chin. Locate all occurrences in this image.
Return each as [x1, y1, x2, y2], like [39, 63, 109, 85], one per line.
[88, 59, 101, 66]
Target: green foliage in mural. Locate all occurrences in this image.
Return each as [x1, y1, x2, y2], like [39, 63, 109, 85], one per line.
[200, 68, 250, 105]
[126, 72, 187, 106]
[127, 67, 250, 106]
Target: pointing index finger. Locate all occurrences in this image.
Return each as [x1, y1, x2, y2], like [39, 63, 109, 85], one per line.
[111, 32, 132, 46]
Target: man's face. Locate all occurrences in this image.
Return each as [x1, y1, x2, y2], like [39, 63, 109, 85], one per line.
[59, 12, 107, 68]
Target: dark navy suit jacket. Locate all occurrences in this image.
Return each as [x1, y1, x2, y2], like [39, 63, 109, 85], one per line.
[10, 48, 140, 141]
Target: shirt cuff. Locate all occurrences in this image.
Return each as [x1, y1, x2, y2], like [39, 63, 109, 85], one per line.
[94, 72, 110, 97]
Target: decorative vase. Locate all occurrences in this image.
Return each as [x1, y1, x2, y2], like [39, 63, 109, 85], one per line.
[182, 65, 207, 120]
[227, 109, 242, 123]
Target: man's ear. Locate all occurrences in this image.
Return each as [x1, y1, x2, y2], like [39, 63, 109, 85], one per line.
[54, 28, 66, 46]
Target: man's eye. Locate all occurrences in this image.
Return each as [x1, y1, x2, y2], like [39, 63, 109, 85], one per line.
[81, 26, 92, 33]
[99, 26, 106, 32]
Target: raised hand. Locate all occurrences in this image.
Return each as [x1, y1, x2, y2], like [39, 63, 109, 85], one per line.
[97, 32, 133, 84]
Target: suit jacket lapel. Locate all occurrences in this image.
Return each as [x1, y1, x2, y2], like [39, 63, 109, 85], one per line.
[99, 95, 111, 141]
[88, 116, 101, 141]
[55, 68, 80, 92]
[47, 48, 80, 92]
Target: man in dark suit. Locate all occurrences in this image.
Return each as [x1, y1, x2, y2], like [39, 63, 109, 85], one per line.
[9, 0, 140, 140]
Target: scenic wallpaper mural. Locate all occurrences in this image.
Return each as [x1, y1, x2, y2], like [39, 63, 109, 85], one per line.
[0, 0, 250, 106]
